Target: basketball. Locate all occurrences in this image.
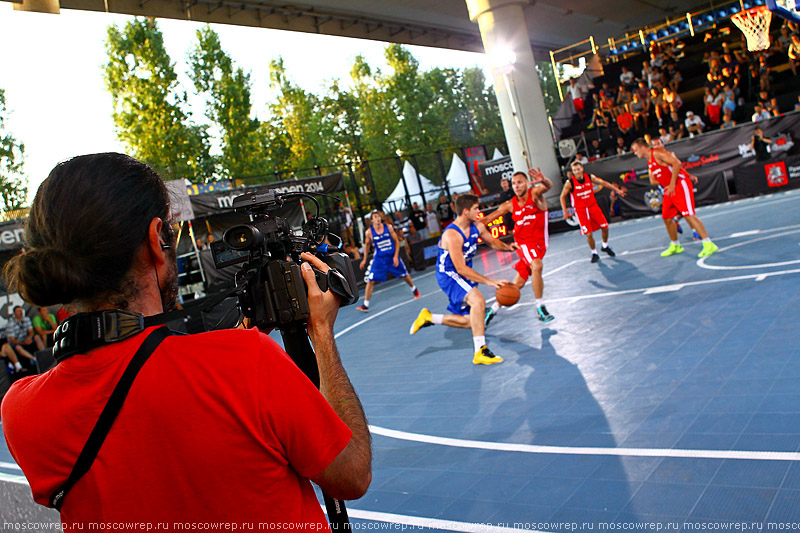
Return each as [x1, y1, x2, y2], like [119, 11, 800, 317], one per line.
[495, 284, 520, 307]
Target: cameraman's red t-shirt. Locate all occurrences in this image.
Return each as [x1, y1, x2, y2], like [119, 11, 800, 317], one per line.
[1, 327, 351, 529]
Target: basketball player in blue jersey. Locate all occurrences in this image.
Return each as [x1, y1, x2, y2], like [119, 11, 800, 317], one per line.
[409, 194, 518, 365]
[357, 210, 419, 312]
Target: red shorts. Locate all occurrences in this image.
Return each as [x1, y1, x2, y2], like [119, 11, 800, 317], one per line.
[574, 97, 584, 114]
[514, 240, 547, 281]
[575, 204, 608, 235]
[662, 179, 696, 219]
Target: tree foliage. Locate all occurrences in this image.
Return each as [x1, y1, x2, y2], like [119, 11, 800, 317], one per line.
[188, 26, 265, 182]
[103, 26, 507, 201]
[104, 18, 211, 181]
[0, 89, 28, 212]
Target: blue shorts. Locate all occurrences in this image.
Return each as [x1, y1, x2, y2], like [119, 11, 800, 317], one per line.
[366, 254, 409, 283]
[436, 270, 477, 316]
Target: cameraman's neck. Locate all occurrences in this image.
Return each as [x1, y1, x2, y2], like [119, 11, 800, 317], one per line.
[77, 270, 164, 318]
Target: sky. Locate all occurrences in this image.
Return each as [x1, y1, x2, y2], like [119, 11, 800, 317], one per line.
[0, 7, 493, 202]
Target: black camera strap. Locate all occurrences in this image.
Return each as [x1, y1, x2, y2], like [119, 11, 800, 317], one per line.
[48, 326, 172, 510]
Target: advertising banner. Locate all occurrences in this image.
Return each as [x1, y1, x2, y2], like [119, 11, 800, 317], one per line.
[733, 155, 800, 195]
[478, 156, 513, 194]
[583, 113, 799, 184]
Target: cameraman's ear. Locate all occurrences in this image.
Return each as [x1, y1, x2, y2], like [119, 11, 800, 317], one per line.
[147, 217, 168, 266]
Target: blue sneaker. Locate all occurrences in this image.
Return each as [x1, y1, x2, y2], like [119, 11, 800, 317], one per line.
[485, 309, 496, 327]
[537, 305, 554, 323]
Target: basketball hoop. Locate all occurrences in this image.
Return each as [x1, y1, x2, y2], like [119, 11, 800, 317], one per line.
[731, 5, 773, 52]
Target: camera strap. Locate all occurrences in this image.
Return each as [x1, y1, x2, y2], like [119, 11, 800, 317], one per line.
[48, 326, 172, 510]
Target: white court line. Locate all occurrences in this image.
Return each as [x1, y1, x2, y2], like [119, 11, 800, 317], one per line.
[0, 461, 21, 470]
[697, 228, 800, 270]
[643, 284, 683, 294]
[326, 508, 541, 533]
[730, 230, 761, 238]
[370, 425, 800, 462]
[510, 267, 800, 307]
[0, 472, 27, 485]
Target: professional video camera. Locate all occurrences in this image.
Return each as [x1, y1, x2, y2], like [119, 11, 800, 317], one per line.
[209, 189, 358, 331]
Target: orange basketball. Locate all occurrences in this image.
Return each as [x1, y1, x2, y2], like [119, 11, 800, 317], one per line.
[495, 284, 520, 306]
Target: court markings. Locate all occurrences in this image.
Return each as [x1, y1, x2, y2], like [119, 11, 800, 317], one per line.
[369, 426, 800, 462]
[696, 228, 800, 270]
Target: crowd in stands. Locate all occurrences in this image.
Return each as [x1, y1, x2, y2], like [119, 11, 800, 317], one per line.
[567, 15, 800, 162]
[2, 304, 73, 376]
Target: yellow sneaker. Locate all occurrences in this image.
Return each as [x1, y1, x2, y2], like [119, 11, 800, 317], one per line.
[698, 241, 719, 258]
[660, 243, 684, 257]
[409, 308, 433, 335]
[473, 345, 504, 365]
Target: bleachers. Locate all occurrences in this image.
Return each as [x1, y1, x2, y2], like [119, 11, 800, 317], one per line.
[560, 12, 800, 163]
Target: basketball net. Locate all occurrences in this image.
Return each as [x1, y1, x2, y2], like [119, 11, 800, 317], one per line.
[731, 5, 773, 52]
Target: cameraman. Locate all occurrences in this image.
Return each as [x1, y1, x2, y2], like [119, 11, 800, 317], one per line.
[750, 126, 773, 162]
[0, 153, 371, 525]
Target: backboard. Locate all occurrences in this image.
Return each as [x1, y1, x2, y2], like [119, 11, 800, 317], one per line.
[767, 0, 800, 24]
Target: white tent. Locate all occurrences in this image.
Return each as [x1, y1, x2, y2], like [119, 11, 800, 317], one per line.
[444, 154, 474, 195]
[491, 147, 505, 160]
[382, 160, 442, 212]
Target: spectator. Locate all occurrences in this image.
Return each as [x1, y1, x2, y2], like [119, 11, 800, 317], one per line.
[659, 127, 673, 145]
[720, 115, 736, 129]
[722, 85, 737, 122]
[651, 87, 667, 126]
[32, 306, 57, 347]
[758, 90, 779, 117]
[706, 86, 724, 126]
[789, 34, 800, 76]
[498, 179, 514, 203]
[663, 87, 682, 113]
[752, 104, 772, 123]
[685, 111, 705, 137]
[751, 126, 773, 161]
[3, 306, 42, 371]
[568, 77, 586, 119]
[629, 93, 648, 131]
[436, 193, 454, 228]
[615, 136, 629, 155]
[589, 139, 607, 160]
[408, 201, 428, 240]
[0, 152, 371, 520]
[619, 66, 635, 90]
[425, 203, 440, 237]
[616, 106, 635, 140]
[334, 200, 357, 252]
[195, 237, 206, 250]
[616, 87, 632, 108]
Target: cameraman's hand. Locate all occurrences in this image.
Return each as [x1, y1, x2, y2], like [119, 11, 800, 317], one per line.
[300, 252, 340, 339]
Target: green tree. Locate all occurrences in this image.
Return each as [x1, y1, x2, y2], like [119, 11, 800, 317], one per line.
[104, 18, 212, 181]
[267, 58, 339, 175]
[189, 26, 266, 181]
[0, 89, 28, 212]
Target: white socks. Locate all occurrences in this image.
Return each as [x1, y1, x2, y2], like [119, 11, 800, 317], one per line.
[491, 302, 501, 313]
[671, 240, 679, 246]
[473, 336, 486, 352]
[431, 314, 444, 325]
[602, 241, 609, 248]
[363, 300, 370, 307]
[536, 299, 544, 308]
[14, 362, 22, 371]
[410, 285, 417, 293]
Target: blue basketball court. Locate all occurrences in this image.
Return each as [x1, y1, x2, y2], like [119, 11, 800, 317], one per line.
[3, 189, 800, 530]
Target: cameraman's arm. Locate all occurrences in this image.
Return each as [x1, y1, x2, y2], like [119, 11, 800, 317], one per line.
[300, 254, 372, 500]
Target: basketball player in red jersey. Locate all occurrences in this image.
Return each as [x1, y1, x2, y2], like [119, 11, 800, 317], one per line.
[631, 138, 718, 258]
[484, 168, 554, 326]
[560, 160, 627, 263]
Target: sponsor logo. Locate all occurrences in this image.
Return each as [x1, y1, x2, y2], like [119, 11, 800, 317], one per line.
[683, 153, 720, 170]
[771, 133, 795, 154]
[483, 160, 513, 175]
[765, 162, 788, 187]
[644, 189, 662, 212]
[0, 227, 24, 246]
